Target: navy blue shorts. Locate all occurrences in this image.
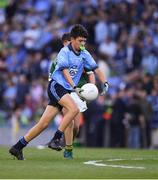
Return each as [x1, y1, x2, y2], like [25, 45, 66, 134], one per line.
[47, 79, 71, 111]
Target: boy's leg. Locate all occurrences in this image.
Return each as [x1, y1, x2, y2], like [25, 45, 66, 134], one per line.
[58, 94, 79, 131]
[24, 105, 59, 142]
[63, 113, 81, 159]
[62, 92, 84, 158]
[73, 112, 81, 139]
[48, 94, 79, 150]
[68, 92, 86, 139]
[64, 121, 74, 146]
[9, 105, 59, 160]
[64, 121, 74, 159]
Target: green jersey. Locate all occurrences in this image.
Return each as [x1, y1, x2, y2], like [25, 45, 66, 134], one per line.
[48, 60, 57, 81]
[77, 73, 88, 88]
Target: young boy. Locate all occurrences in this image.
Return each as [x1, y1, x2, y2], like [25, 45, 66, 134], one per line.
[9, 24, 109, 160]
[49, 33, 95, 159]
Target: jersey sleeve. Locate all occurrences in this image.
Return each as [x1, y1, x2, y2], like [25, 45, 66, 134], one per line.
[56, 49, 69, 70]
[83, 50, 98, 71]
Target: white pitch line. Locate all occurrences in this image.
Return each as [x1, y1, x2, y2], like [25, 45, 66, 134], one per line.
[106, 157, 158, 161]
[106, 158, 144, 161]
[84, 160, 145, 169]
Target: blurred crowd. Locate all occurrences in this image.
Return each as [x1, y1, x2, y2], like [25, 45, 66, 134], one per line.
[0, 0, 158, 148]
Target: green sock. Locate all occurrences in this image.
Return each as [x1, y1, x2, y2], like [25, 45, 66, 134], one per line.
[65, 145, 73, 151]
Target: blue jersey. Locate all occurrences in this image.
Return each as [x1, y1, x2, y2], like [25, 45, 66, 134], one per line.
[52, 44, 98, 90]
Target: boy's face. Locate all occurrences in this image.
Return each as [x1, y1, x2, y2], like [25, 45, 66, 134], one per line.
[71, 37, 86, 52]
[63, 40, 71, 46]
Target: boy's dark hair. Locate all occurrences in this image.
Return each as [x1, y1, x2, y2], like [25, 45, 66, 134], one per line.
[61, 33, 71, 43]
[70, 24, 88, 39]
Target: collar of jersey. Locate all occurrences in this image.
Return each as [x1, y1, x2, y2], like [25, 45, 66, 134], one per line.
[68, 43, 81, 56]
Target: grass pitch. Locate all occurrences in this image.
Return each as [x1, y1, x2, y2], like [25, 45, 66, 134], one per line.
[0, 147, 158, 179]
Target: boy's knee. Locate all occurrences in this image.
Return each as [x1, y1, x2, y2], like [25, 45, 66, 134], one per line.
[71, 106, 79, 116]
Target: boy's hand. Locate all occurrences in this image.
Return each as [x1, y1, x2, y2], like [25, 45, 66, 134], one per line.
[73, 86, 85, 100]
[73, 86, 83, 96]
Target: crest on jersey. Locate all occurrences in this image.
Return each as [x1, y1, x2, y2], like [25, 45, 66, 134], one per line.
[69, 65, 78, 77]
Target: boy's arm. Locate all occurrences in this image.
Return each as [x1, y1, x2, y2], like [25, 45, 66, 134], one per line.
[94, 68, 107, 83]
[94, 68, 109, 93]
[62, 69, 83, 96]
[83, 50, 109, 93]
[62, 69, 76, 88]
